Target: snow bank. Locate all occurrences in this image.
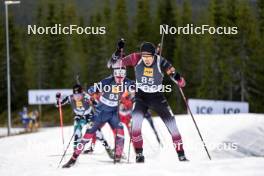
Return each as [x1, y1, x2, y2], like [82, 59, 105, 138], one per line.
[0, 114, 263, 176]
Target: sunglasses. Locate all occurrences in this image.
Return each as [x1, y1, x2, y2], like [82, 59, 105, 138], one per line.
[142, 55, 153, 59]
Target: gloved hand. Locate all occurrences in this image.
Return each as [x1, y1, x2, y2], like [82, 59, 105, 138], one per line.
[120, 92, 133, 109]
[121, 98, 133, 109]
[171, 72, 186, 88]
[121, 91, 129, 99]
[56, 92, 61, 100]
[172, 72, 181, 81]
[177, 77, 186, 88]
[55, 93, 61, 107]
[117, 38, 125, 50]
[111, 38, 125, 61]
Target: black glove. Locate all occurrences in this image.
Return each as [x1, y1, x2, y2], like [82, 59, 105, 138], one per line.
[111, 38, 125, 62]
[117, 38, 125, 50]
[171, 72, 181, 81]
[56, 92, 61, 100]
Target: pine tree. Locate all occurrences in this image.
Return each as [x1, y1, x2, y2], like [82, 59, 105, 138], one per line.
[154, 0, 181, 112]
[257, 0, 264, 37]
[102, 0, 115, 54]
[0, 17, 7, 114]
[112, 0, 129, 47]
[86, 14, 106, 84]
[238, 0, 264, 112]
[175, 0, 198, 97]
[155, 0, 177, 62]
[172, 0, 195, 113]
[30, 1, 46, 91]
[134, 0, 152, 43]
[78, 16, 90, 86]
[218, 0, 239, 101]
[197, 0, 221, 99]
[42, 0, 68, 88]
[100, 0, 114, 78]
[8, 14, 27, 111]
[62, 1, 86, 87]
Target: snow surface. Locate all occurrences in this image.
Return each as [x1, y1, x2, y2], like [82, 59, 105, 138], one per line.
[0, 114, 264, 176]
[0, 128, 24, 137]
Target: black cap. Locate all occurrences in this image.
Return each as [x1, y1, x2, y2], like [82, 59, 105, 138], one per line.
[140, 42, 155, 55]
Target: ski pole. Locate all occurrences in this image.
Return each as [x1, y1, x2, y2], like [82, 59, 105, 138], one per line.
[58, 98, 65, 148]
[117, 39, 132, 163]
[159, 25, 211, 160]
[113, 129, 118, 164]
[127, 118, 133, 163]
[171, 78, 212, 160]
[114, 45, 124, 164]
[113, 105, 118, 164]
[159, 24, 165, 56]
[152, 124, 163, 147]
[57, 131, 75, 168]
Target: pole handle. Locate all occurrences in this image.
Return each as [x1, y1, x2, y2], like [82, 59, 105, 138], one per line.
[58, 100, 65, 147]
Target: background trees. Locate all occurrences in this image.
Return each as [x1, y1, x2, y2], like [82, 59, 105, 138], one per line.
[0, 0, 263, 125]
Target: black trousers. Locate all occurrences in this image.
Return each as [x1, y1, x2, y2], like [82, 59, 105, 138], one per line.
[132, 89, 184, 152]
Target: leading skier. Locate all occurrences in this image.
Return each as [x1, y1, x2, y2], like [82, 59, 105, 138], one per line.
[111, 41, 188, 163]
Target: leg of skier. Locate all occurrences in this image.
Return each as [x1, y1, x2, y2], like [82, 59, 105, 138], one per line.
[73, 117, 86, 150]
[95, 128, 115, 159]
[62, 120, 101, 168]
[150, 94, 188, 161]
[83, 134, 96, 154]
[131, 99, 148, 163]
[108, 110, 125, 162]
[83, 115, 97, 154]
[119, 113, 132, 137]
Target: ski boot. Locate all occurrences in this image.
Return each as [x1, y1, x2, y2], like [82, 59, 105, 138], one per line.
[135, 148, 145, 163]
[114, 155, 122, 163]
[105, 147, 115, 159]
[62, 157, 76, 168]
[177, 151, 189, 161]
[83, 146, 94, 154]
